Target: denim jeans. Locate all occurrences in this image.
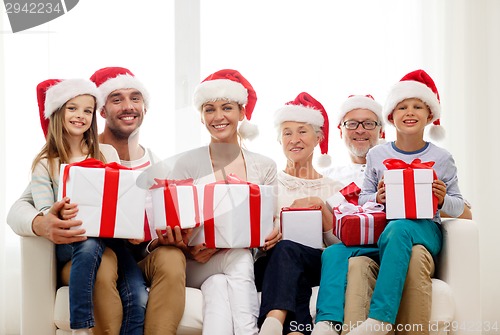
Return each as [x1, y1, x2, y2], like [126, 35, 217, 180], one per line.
[255, 240, 323, 335]
[56, 238, 148, 334]
[315, 219, 442, 325]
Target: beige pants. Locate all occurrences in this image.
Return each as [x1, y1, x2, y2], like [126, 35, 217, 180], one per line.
[61, 246, 186, 335]
[343, 245, 434, 335]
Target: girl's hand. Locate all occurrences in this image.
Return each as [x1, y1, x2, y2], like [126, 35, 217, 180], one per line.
[128, 238, 143, 245]
[60, 197, 79, 220]
[376, 178, 386, 204]
[432, 179, 447, 207]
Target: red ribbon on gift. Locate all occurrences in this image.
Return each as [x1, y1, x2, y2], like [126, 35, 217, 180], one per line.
[339, 182, 362, 205]
[203, 174, 261, 248]
[62, 158, 132, 238]
[383, 158, 439, 219]
[150, 178, 200, 229]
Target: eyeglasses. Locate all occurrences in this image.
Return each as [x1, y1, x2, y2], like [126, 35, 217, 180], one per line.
[342, 120, 380, 130]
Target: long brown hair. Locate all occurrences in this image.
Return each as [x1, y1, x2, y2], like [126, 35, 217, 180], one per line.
[31, 95, 105, 178]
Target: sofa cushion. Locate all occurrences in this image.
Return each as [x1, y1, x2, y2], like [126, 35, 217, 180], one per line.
[54, 286, 203, 335]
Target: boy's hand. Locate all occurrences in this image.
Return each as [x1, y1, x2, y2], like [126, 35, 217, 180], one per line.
[376, 178, 386, 204]
[432, 179, 447, 207]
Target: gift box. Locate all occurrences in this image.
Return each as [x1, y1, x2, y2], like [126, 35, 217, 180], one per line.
[58, 158, 147, 239]
[383, 158, 439, 220]
[150, 178, 201, 230]
[333, 202, 386, 246]
[188, 175, 274, 248]
[280, 208, 323, 249]
[325, 181, 361, 210]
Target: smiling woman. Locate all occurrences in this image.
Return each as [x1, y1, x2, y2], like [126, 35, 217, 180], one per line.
[2, 0, 500, 333]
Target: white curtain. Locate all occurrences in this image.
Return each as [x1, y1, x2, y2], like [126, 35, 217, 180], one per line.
[422, 0, 500, 325]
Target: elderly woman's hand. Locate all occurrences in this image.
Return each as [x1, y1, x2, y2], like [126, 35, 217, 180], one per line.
[261, 226, 282, 251]
[289, 196, 323, 209]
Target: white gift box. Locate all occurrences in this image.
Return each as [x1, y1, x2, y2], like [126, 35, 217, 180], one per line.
[151, 182, 200, 230]
[384, 168, 437, 219]
[188, 183, 274, 248]
[58, 162, 147, 239]
[280, 208, 323, 249]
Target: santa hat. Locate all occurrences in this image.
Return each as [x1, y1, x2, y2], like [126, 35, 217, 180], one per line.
[274, 92, 331, 167]
[90, 67, 150, 109]
[37, 78, 102, 137]
[338, 94, 385, 139]
[383, 69, 444, 140]
[193, 69, 258, 140]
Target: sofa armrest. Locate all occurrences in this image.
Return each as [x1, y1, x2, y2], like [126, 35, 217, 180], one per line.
[20, 236, 57, 335]
[436, 219, 481, 335]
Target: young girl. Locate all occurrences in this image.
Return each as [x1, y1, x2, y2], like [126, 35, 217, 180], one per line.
[149, 69, 279, 335]
[312, 70, 464, 335]
[31, 78, 148, 335]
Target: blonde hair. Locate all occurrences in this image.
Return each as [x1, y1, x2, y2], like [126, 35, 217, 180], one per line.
[31, 96, 105, 179]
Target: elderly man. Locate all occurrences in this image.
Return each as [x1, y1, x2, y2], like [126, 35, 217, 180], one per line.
[313, 94, 470, 335]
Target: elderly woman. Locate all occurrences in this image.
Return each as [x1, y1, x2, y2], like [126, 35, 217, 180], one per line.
[255, 92, 343, 335]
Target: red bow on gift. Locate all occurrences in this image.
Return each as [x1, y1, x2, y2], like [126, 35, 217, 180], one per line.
[149, 178, 195, 189]
[383, 158, 435, 171]
[62, 158, 132, 238]
[383, 158, 438, 219]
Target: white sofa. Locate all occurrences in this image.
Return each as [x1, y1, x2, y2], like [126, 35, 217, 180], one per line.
[20, 219, 480, 335]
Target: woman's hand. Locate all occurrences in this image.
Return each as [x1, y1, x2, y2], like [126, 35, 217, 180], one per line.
[187, 243, 220, 263]
[289, 197, 322, 209]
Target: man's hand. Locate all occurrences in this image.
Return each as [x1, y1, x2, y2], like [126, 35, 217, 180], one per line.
[32, 197, 86, 244]
[148, 226, 193, 252]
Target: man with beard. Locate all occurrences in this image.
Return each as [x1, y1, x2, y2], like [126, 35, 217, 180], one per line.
[7, 67, 187, 335]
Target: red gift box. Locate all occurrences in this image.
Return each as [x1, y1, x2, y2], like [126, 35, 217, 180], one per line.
[333, 202, 387, 246]
[58, 158, 147, 239]
[150, 178, 201, 230]
[188, 174, 274, 248]
[383, 158, 439, 219]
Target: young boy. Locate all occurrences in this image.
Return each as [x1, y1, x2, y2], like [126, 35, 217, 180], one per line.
[312, 69, 464, 335]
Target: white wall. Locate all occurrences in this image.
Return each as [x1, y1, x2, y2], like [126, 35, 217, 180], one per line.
[425, 0, 500, 332]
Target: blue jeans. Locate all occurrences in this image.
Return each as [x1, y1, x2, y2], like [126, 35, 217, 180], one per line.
[315, 219, 442, 325]
[56, 238, 148, 334]
[255, 240, 323, 335]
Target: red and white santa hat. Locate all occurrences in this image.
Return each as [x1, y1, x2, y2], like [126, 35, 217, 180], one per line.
[90, 67, 150, 109]
[338, 94, 385, 139]
[37, 78, 102, 137]
[274, 92, 331, 167]
[193, 69, 259, 140]
[383, 69, 444, 140]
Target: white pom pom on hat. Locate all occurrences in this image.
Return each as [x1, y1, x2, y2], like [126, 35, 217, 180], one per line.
[193, 69, 258, 140]
[274, 92, 331, 167]
[383, 69, 444, 140]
